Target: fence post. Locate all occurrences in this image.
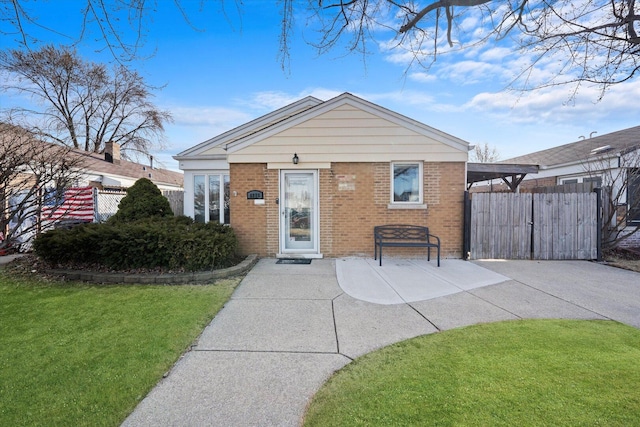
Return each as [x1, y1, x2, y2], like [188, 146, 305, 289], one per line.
[463, 191, 471, 260]
[594, 187, 603, 261]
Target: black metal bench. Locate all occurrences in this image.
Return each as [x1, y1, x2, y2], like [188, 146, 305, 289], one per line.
[374, 225, 440, 267]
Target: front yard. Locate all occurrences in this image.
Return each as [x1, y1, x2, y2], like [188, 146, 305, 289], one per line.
[304, 319, 640, 426]
[0, 271, 240, 427]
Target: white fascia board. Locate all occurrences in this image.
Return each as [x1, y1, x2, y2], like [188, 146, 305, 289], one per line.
[173, 154, 227, 162]
[227, 93, 470, 154]
[177, 157, 230, 172]
[175, 96, 323, 158]
[522, 157, 619, 181]
[539, 151, 624, 170]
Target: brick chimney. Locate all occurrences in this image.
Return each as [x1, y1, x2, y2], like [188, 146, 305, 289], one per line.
[104, 142, 121, 165]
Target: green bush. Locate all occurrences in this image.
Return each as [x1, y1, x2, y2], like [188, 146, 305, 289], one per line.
[107, 178, 174, 224]
[34, 216, 238, 271]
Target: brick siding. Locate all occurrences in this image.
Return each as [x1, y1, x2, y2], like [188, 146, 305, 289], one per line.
[230, 162, 465, 258]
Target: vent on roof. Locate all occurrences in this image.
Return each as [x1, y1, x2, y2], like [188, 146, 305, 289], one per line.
[590, 145, 613, 155]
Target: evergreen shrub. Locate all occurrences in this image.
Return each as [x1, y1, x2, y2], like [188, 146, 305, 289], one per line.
[34, 216, 238, 271]
[107, 178, 174, 224]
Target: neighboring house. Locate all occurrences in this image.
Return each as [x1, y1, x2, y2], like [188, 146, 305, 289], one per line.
[80, 141, 184, 192]
[2, 132, 183, 250]
[174, 92, 470, 259]
[500, 126, 640, 247]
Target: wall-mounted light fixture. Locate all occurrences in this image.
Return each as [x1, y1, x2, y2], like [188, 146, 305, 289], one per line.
[292, 153, 299, 165]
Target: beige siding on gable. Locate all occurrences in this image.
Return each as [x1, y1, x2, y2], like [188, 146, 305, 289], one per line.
[201, 146, 228, 156]
[228, 104, 467, 163]
[198, 103, 320, 157]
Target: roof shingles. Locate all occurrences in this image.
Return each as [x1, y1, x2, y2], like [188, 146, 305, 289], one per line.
[503, 126, 640, 167]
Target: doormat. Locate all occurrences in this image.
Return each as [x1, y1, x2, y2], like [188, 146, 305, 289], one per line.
[276, 258, 312, 264]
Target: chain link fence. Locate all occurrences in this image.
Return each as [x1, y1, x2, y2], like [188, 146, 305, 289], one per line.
[95, 189, 184, 222]
[95, 189, 127, 223]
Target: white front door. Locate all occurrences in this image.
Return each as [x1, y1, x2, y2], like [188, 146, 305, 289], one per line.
[280, 170, 319, 254]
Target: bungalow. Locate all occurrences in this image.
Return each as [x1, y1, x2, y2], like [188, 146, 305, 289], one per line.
[174, 93, 470, 259]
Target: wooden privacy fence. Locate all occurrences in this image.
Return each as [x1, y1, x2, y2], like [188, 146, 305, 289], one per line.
[467, 191, 598, 260]
[162, 190, 184, 217]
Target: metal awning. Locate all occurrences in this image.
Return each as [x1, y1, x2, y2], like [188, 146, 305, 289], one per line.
[467, 163, 539, 192]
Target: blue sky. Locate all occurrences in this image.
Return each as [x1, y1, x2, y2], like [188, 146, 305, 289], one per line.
[2, 1, 639, 172]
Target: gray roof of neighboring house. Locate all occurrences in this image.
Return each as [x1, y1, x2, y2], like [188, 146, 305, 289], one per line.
[1, 122, 183, 187]
[502, 125, 640, 167]
[74, 148, 183, 188]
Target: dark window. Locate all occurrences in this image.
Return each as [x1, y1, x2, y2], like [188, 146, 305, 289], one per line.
[628, 168, 640, 224]
[392, 163, 421, 203]
[584, 176, 602, 186]
[194, 175, 205, 223]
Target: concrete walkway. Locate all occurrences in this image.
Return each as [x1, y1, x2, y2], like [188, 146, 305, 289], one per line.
[0, 254, 25, 266]
[122, 258, 640, 427]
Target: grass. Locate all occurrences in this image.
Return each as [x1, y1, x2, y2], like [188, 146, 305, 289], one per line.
[304, 319, 640, 426]
[0, 271, 240, 427]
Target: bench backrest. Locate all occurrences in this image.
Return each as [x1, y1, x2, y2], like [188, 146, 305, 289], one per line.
[374, 225, 430, 241]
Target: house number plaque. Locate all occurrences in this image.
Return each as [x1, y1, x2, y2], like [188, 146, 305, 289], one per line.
[247, 190, 264, 200]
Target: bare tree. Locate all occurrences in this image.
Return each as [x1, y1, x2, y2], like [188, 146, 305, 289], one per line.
[0, 45, 171, 159]
[304, 0, 640, 98]
[1, 0, 153, 63]
[1, 0, 229, 63]
[0, 121, 86, 251]
[471, 142, 500, 163]
[584, 145, 640, 249]
[2, 1, 638, 96]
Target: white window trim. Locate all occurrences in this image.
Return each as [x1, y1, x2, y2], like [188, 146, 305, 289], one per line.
[559, 175, 602, 185]
[389, 161, 426, 209]
[193, 173, 230, 224]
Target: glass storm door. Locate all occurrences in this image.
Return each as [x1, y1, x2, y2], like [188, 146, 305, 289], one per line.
[281, 170, 318, 253]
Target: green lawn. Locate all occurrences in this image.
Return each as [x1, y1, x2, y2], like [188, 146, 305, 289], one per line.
[304, 319, 640, 426]
[0, 271, 239, 427]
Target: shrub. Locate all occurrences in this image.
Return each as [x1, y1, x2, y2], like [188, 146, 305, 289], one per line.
[108, 178, 173, 224]
[34, 216, 238, 271]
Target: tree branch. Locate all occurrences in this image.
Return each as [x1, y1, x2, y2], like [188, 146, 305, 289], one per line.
[399, 0, 492, 33]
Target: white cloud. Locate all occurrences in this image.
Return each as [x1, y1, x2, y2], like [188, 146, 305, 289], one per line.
[361, 90, 436, 107]
[440, 60, 511, 85]
[464, 79, 640, 125]
[170, 106, 251, 127]
[409, 72, 437, 83]
[479, 47, 512, 62]
[237, 88, 343, 111]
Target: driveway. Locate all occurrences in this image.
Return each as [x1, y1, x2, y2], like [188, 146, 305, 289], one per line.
[122, 258, 640, 426]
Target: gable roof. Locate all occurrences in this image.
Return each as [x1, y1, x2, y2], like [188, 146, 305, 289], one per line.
[226, 92, 469, 154]
[174, 96, 323, 159]
[73, 148, 183, 187]
[175, 93, 470, 161]
[503, 125, 640, 168]
[1, 122, 182, 188]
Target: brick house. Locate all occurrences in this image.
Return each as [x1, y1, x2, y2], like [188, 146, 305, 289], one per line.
[174, 93, 470, 259]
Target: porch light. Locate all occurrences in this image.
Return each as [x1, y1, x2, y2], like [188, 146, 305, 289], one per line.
[292, 153, 299, 164]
